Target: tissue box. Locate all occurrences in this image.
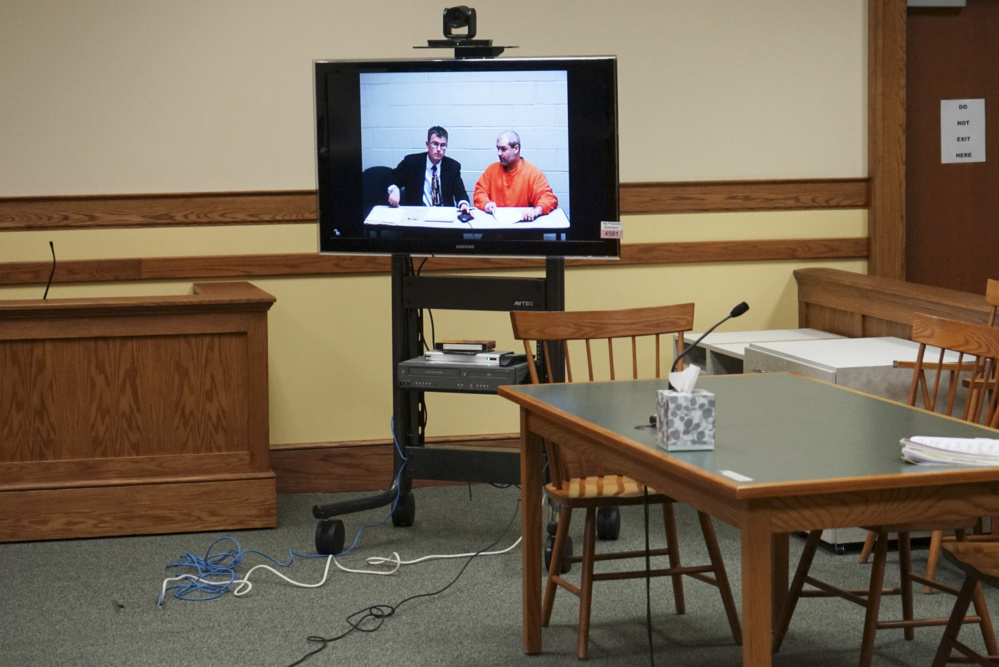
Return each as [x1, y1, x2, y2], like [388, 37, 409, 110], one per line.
[656, 389, 715, 451]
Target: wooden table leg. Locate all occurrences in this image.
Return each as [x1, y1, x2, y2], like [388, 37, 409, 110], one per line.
[772, 532, 789, 624]
[521, 413, 544, 654]
[742, 510, 773, 667]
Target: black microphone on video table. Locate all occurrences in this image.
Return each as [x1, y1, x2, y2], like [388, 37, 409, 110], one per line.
[670, 301, 750, 374]
[42, 241, 56, 300]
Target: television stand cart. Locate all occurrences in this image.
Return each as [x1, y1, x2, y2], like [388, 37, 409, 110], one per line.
[312, 254, 565, 554]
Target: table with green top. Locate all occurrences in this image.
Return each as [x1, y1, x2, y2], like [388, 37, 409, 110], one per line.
[499, 372, 999, 666]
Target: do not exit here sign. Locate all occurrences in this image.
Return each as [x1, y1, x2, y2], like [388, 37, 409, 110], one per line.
[941, 99, 985, 164]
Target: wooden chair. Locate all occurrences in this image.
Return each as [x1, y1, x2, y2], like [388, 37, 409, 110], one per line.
[859, 279, 999, 587]
[920, 278, 999, 590]
[773, 313, 999, 666]
[510, 303, 742, 659]
[933, 542, 999, 666]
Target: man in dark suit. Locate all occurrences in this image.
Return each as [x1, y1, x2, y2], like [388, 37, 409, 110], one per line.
[387, 126, 470, 213]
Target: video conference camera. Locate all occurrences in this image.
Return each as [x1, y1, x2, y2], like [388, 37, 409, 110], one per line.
[420, 6, 514, 59]
[443, 6, 476, 40]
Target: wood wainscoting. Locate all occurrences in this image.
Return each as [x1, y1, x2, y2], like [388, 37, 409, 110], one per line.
[0, 282, 277, 541]
[270, 434, 521, 495]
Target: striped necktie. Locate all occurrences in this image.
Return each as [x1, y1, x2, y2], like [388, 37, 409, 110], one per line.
[431, 164, 442, 206]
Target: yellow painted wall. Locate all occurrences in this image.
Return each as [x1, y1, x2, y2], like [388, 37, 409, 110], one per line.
[0, 1, 869, 445]
[0, 1, 865, 193]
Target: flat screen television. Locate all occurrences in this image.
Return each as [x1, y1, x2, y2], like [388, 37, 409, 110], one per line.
[314, 56, 619, 258]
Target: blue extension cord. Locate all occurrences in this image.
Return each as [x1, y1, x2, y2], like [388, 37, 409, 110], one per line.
[158, 419, 409, 606]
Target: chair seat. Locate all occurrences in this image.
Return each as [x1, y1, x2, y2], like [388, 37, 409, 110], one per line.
[943, 543, 999, 590]
[546, 475, 669, 505]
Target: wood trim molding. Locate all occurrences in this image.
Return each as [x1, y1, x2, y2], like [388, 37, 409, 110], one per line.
[0, 281, 275, 317]
[0, 178, 868, 232]
[867, 0, 907, 279]
[617, 238, 867, 264]
[271, 434, 520, 494]
[0, 190, 316, 231]
[0, 238, 868, 286]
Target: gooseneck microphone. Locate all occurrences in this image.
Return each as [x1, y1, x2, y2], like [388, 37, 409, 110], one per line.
[42, 241, 56, 300]
[670, 301, 749, 373]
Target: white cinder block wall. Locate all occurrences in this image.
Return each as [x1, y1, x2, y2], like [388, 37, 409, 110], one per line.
[361, 69, 569, 217]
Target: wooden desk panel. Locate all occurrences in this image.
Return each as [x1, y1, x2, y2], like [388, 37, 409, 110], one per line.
[0, 282, 276, 541]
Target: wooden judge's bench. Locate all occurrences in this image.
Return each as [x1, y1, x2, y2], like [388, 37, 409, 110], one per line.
[0, 282, 277, 542]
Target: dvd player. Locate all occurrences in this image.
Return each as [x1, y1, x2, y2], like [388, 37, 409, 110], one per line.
[398, 357, 530, 393]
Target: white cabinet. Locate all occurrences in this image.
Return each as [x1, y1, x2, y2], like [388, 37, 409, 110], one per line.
[674, 328, 844, 375]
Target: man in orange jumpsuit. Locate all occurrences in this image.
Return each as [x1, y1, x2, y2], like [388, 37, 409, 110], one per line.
[473, 131, 558, 221]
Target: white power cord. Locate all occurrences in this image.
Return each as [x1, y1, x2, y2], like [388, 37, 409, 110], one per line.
[158, 536, 521, 605]
[365, 536, 522, 567]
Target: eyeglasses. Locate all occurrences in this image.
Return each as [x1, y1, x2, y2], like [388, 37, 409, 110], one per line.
[429, 141, 447, 150]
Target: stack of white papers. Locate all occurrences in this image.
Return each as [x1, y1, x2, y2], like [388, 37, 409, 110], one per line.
[423, 207, 456, 222]
[901, 436, 999, 467]
[490, 207, 531, 225]
[365, 207, 404, 224]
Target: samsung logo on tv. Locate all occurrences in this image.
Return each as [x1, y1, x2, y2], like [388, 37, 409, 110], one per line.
[455, 244, 475, 249]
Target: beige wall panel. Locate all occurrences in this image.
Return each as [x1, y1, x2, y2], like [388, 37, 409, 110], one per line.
[1, 1, 865, 196]
[0, 225, 318, 264]
[622, 210, 867, 243]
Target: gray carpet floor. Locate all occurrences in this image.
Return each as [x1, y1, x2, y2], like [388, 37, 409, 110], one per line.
[1, 484, 994, 666]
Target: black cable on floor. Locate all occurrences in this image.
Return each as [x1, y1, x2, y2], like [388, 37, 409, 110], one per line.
[643, 486, 656, 667]
[286, 498, 522, 667]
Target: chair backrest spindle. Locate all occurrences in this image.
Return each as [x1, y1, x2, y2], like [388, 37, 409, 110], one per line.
[986, 279, 999, 327]
[908, 313, 999, 429]
[511, 303, 695, 386]
[511, 303, 697, 486]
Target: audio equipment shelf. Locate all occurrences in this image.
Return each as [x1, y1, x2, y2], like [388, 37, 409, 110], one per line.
[311, 255, 564, 552]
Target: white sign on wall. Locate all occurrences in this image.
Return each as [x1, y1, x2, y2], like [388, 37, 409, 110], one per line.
[941, 99, 986, 164]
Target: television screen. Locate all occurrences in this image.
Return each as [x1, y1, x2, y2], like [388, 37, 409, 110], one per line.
[314, 56, 620, 258]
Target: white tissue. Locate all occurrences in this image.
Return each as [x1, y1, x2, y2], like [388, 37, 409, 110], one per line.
[668, 364, 702, 393]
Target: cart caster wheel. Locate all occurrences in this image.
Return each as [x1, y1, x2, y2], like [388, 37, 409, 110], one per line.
[392, 492, 416, 527]
[597, 506, 621, 540]
[315, 519, 345, 555]
[544, 533, 573, 574]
